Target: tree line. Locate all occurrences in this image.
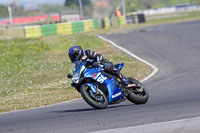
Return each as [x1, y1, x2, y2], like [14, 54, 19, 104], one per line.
[0, 0, 199, 19]
[125, 0, 199, 12]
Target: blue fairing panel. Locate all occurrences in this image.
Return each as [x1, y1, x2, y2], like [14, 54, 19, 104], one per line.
[84, 68, 99, 79]
[83, 67, 123, 103]
[102, 77, 123, 103]
[116, 63, 124, 72]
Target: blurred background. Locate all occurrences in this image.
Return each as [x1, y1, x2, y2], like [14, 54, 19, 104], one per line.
[0, 0, 200, 25]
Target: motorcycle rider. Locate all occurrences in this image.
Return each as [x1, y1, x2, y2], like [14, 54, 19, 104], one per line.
[68, 45, 130, 87]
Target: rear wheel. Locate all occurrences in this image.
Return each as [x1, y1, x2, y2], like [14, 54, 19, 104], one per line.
[126, 78, 149, 104]
[80, 84, 108, 109]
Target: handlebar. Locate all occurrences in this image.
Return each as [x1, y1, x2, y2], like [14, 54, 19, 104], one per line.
[92, 62, 99, 67]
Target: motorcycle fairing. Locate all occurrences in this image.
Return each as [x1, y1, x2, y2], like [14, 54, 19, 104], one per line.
[83, 83, 97, 93]
[116, 63, 124, 71]
[83, 67, 123, 103]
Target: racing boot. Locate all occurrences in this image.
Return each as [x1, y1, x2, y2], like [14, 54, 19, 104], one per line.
[117, 73, 128, 86]
[118, 73, 136, 88]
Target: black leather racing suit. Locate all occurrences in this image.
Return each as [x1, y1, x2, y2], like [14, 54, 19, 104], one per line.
[82, 50, 128, 86]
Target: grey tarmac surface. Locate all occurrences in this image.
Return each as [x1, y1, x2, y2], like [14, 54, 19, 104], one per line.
[1, 20, 200, 133]
[91, 117, 200, 133]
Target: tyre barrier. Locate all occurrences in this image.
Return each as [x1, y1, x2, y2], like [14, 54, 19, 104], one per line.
[57, 22, 72, 35]
[41, 24, 57, 36]
[126, 13, 146, 24]
[101, 17, 111, 29]
[24, 14, 145, 38]
[24, 19, 100, 38]
[137, 13, 146, 23]
[126, 15, 137, 24]
[24, 26, 42, 38]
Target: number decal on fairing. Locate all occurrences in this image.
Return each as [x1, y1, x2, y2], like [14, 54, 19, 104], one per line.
[96, 75, 107, 83]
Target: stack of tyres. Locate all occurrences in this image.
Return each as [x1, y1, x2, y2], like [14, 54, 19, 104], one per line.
[84, 20, 94, 32]
[119, 16, 126, 25]
[41, 24, 57, 36]
[24, 26, 42, 38]
[114, 17, 121, 26]
[137, 13, 145, 23]
[126, 15, 135, 24]
[57, 23, 72, 35]
[101, 17, 110, 29]
[93, 19, 99, 29]
[72, 22, 84, 34]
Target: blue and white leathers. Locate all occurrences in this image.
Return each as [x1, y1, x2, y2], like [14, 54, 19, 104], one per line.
[71, 61, 124, 103]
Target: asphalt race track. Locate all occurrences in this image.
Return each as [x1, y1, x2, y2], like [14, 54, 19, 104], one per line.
[1, 20, 200, 133]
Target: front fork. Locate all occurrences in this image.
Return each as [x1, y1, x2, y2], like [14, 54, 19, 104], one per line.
[83, 83, 97, 93]
[84, 83, 104, 102]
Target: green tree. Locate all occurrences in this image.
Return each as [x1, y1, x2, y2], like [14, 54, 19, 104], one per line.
[64, 0, 93, 17]
[42, 4, 69, 13]
[124, 0, 197, 12]
[0, 5, 8, 18]
[196, 0, 200, 4]
[161, 0, 193, 6]
[0, 4, 27, 18]
[64, 0, 91, 7]
[125, 0, 140, 12]
[11, 6, 26, 17]
[139, 0, 158, 9]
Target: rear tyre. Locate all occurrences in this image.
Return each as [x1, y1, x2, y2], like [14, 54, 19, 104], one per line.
[80, 84, 108, 109]
[126, 78, 149, 104]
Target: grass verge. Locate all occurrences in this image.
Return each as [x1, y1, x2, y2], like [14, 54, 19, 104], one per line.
[146, 10, 200, 25]
[0, 34, 151, 113]
[1, 10, 199, 113]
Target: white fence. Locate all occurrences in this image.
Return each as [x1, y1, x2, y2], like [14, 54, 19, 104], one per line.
[138, 4, 200, 16]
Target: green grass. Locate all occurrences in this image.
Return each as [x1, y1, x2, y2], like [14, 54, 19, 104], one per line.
[1, 10, 199, 113]
[146, 10, 200, 24]
[0, 34, 151, 113]
[0, 28, 24, 40]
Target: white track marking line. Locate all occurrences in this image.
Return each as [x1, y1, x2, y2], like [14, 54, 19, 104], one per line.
[98, 35, 158, 83]
[90, 116, 200, 133]
[0, 35, 158, 115]
[97, 37, 200, 133]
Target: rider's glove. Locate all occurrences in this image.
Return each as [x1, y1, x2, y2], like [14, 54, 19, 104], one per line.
[93, 62, 99, 67]
[112, 66, 118, 73]
[81, 55, 87, 61]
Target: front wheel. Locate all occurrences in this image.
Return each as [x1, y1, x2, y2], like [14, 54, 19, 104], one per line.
[80, 84, 108, 109]
[126, 78, 149, 104]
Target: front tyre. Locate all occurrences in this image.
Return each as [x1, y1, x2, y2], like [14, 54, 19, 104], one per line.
[126, 78, 149, 104]
[80, 85, 108, 109]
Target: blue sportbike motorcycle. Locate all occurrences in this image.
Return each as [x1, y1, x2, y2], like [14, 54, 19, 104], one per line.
[67, 61, 149, 109]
